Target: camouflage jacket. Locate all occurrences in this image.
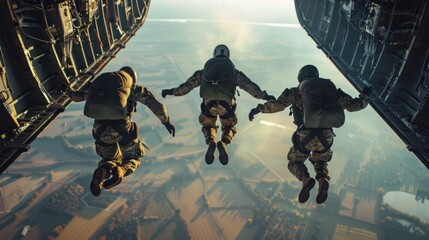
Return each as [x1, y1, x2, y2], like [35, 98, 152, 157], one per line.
[67, 84, 170, 123]
[257, 87, 368, 113]
[171, 69, 269, 100]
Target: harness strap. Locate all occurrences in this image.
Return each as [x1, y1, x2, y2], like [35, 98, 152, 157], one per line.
[292, 132, 311, 154]
[93, 124, 108, 142]
[93, 120, 138, 146]
[201, 100, 235, 118]
[218, 100, 235, 119]
[315, 132, 333, 153]
[293, 128, 333, 154]
[110, 121, 137, 145]
[201, 102, 216, 118]
[300, 129, 321, 146]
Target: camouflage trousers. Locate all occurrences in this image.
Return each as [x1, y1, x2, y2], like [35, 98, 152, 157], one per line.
[199, 100, 237, 145]
[287, 129, 334, 181]
[92, 120, 145, 175]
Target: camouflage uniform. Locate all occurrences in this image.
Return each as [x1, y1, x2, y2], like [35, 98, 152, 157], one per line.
[68, 82, 170, 175]
[171, 69, 269, 144]
[257, 87, 368, 181]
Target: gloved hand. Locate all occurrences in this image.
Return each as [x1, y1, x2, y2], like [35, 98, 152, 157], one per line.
[248, 107, 261, 121]
[161, 89, 174, 98]
[359, 86, 373, 100]
[163, 121, 176, 137]
[263, 94, 276, 101]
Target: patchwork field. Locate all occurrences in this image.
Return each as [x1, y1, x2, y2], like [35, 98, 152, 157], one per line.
[205, 181, 255, 208]
[166, 179, 221, 240]
[333, 224, 377, 240]
[211, 209, 257, 240]
[56, 198, 126, 240]
[0, 175, 47, 211]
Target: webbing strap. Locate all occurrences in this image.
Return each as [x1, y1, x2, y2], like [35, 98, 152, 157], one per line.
[316, 132, 333, 153]
[294, 128, 333, 154]
[93, 120, 137, 146]
[300, 129, 321, 146]
[110, 122, 136, 145]
[292, 132, 310, 154]
[201, 100, 235, 118]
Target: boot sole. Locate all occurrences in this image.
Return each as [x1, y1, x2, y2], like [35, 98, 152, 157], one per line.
[217, 141, 229, 165]
[298, 178, 315, 203]
[103, 178, 122, 189]
[90, 168, 105, 197]
[205, 142, 217, 165]
[103, 167, 124, 189]
[316, 180, 329, 204]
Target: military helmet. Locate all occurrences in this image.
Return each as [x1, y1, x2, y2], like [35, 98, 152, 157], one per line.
[297, 64, 319, 82]
[120, 66, 137, 83]
[213, 44, 230, 58]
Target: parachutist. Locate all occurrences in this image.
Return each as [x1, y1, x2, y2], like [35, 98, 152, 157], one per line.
[67, 66, 175, 196]
[251, 64, 369, 204]
[162, 44, 274, 165]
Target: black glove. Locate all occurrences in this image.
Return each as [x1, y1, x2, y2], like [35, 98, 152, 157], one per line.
[161, 89, 174, 98]
[163, 121, 176, 137]
[263, 94, 276, 101]
[248, 108, 261, 121]
[359, 86, 373, 100]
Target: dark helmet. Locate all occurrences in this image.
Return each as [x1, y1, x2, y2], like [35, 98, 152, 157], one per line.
[297, 64, 319, 82]
[120, 66, 137, 83]
[213, 44, 230, 58]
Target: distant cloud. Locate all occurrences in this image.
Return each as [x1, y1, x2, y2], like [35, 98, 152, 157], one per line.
[147, 18, 301, 28]
[259, 120, 295, 131]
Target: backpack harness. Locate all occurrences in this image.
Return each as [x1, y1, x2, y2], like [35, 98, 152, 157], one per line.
[199, 57, 236, 102]
[201, 100, 236, 119]
[298, 78, 345, 128]
[84, 71, 136, 120]
[292, 128, 334, 154]
[290, 104, 334, 154]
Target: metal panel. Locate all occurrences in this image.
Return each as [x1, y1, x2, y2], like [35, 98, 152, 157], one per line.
[0, 0, 152, 173]
[295, 0, 429, 168]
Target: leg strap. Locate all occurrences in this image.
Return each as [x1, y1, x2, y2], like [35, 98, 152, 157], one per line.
[292, 131, 311, 154]
[293, 129, 333, 154]
[315, 130, 333, 153]
[201, 101, 216, 118]
[93, 121, 137, 146]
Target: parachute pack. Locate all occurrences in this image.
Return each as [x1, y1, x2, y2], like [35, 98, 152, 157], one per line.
[84, 71, 134, 120]
[199, 58, 236, 101]
[299, 78, 345, 128]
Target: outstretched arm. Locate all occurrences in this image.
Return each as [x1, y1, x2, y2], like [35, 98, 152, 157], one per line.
[249, 87, 297, 120]
[135, 85, 175, 136]
[258, 87, 296, 113]
[235, 71, 274, 100]
[162, 70, 202, 98]
[338, 88, 368, 112]
[135, 86, 170, 123]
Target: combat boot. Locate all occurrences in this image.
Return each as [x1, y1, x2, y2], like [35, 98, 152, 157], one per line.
[316, 177, 329, 204]
[217, 141, 229, 165]
[298, 177, 316, 203]
[205, 141, 217, 165]
[90, 166, 109, 197]
[103, 166, 126, 189]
